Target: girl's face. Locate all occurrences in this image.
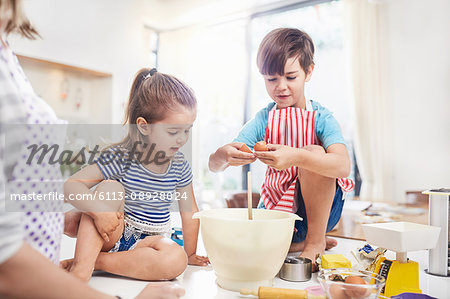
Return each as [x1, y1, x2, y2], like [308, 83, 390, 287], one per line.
[147, 106, 196, 158]
[263, 57, 313, 109]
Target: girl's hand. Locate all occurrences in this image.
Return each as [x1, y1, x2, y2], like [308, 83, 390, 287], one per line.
[91, 212, 123, 242]
[219, 142, 256, 167]
[188, 254, 210, 266]
[254, 144, 299, 170]
[136, 282, 185, 299]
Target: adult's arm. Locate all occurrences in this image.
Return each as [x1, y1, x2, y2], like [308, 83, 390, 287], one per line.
[0, 243, 185, 299]
[0, 243, 114, 299]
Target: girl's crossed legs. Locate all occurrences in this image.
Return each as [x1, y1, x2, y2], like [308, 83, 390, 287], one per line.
[62, 180, 187, 281]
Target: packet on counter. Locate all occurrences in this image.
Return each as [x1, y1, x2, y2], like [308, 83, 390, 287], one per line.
[351, 244, 386, 272]
[315, 253, 322, 271]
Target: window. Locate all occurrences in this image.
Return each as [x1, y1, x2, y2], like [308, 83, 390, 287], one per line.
[248, 1, 355, 197]
[159, 0, 355, 208]
[145, 26, 159, 68]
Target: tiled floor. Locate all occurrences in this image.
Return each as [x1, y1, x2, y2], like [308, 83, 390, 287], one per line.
[60, 229, 449, 299]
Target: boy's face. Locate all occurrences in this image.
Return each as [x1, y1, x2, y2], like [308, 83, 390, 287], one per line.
[263, 57, 313, 109]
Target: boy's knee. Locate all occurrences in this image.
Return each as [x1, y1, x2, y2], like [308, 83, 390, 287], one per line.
[297, 145, 327, 177]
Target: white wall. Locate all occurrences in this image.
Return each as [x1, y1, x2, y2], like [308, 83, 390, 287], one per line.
[10, 0, 449, 201]
[386, 0, 450, 200]
[10, 0, 163, 123]
[158, 22, 250, 205]
[157, 0, 450, 202]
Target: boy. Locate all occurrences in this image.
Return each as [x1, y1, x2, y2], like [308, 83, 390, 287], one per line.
[208, 28, 354, 268]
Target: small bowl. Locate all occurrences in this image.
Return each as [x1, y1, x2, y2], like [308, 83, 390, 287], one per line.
[318, 268, 385, 299]
[279, 257, 312, 282]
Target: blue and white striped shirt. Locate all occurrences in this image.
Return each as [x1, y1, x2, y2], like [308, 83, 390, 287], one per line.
[96, 147, 192, 228]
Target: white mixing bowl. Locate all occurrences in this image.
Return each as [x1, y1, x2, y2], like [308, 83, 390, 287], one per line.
[193, 208, 301, 291]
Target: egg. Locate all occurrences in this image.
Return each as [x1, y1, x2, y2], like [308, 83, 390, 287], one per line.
[239, 143, 252, 153]
[344, 275, 370, 299]
[254, 141, 269, 151]
[329, 283, 347, 299]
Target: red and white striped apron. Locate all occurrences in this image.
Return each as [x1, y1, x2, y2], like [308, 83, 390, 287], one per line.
[260, 104, 354, 213]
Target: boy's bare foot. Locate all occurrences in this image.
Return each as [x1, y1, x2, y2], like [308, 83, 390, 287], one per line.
[299, 246, 321, 272]
[289, 241, 305, 252]
[298, 237, 338, 272]
[289, 237, 337, 253]
[299, 242, 325, 272]
[325, 237, 337, 250]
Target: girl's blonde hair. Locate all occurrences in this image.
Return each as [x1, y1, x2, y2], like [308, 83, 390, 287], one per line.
[0, 0, 39, 39]
[119, 68, 197, 151]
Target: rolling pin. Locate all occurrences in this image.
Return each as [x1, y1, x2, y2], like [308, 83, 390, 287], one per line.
[240, 286, 307, 299]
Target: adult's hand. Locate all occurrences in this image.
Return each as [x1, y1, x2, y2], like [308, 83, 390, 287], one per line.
[135, 282, 185, 299]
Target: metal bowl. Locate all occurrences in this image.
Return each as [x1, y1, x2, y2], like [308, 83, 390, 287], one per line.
[279, 257, 312, 282]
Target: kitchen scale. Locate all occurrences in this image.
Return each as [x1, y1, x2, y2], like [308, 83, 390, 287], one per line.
[423, 188, 450, 277]
[362, 221, 441, 297]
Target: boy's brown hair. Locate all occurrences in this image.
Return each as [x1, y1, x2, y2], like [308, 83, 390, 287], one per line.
[257, 28, 314, 76]
[0, 0, 39, 39]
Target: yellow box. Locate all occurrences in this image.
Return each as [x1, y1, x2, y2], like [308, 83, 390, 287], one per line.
[322, 254, 351, 269]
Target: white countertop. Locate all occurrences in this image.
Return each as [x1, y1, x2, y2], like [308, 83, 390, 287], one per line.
[60, 217, 450, 299]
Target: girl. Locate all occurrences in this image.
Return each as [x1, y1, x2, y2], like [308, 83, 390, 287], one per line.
[62, 68, 208, 282]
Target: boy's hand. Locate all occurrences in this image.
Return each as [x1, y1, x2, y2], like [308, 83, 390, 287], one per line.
[254, 144, 298, 170]
[90, 212, 123, 242]
[188, 254, 210, 266]
[220, 143, 256, 166]
[209, 142, 256, 172]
